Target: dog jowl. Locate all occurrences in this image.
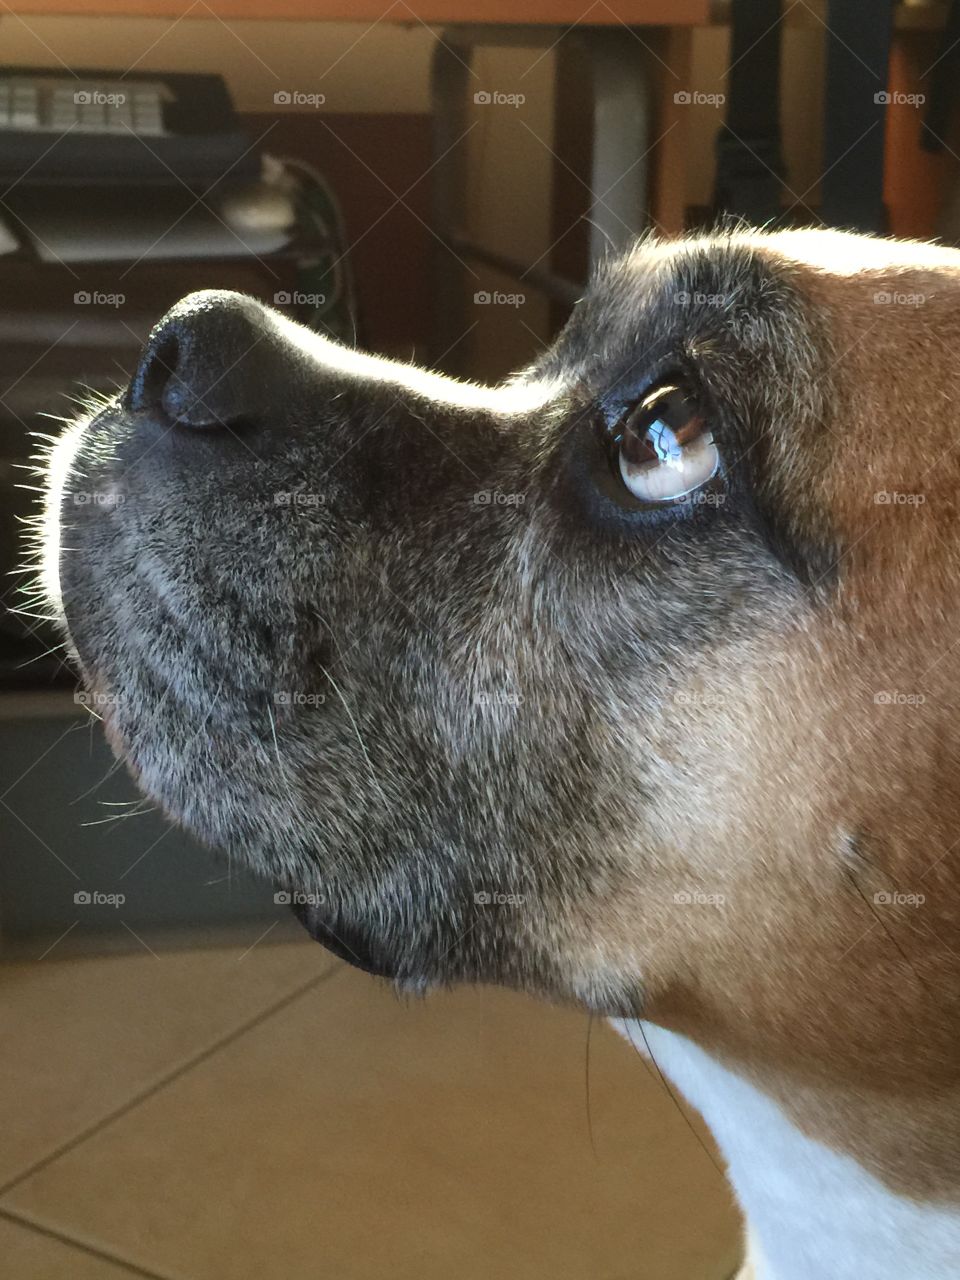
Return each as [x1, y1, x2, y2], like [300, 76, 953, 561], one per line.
[39, 230, 960, 1271]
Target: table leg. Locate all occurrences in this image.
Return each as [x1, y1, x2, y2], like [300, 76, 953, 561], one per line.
[430, 34, 473, 373]
[580, 28, 650, 269]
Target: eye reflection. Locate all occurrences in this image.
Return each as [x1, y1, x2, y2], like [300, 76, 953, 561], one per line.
[614, 384, 720, 504]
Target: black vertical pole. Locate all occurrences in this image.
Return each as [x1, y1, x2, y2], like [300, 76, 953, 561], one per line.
[820, 0, 896, 232]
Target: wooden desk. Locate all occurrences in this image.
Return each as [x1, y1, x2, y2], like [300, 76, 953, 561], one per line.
[5, 0, 708, 22]
[3, 0, 944, 24]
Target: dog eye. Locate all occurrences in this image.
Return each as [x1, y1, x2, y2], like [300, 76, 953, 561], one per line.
[612, 383, 719, 503]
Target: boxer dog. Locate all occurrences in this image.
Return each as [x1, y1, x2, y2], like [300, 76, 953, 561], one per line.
[37, 228, 960, 1279]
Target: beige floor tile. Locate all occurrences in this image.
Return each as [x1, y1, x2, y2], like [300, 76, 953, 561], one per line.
[0, 1214, 161, 1279]
[4, 963, 743, 1280]
[0, 936, 334, 1188]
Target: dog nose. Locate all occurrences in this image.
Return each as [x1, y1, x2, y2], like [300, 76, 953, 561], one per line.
[126, 290, 270, 429]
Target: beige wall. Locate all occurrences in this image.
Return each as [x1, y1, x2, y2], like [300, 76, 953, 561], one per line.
[465, 43, 556, 377]
[0, 15, 436, 113]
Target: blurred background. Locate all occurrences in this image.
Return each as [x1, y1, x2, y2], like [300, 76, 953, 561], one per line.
[0, 1, 954, 1276]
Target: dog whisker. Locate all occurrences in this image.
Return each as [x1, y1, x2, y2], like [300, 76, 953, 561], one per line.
[318, 661, 390, 811]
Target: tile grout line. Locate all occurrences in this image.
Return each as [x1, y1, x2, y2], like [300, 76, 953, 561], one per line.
[0, 1205, 184, 1280]
[0, 964, 343, 1201]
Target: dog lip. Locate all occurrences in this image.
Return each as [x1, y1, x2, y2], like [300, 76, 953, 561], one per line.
[290, 898, 398, 978]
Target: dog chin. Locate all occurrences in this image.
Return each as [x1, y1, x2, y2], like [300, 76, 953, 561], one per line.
[290, 896, 401, 978]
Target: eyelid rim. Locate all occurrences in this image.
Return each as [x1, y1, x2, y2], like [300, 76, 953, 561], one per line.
[596, 358, 679, 426]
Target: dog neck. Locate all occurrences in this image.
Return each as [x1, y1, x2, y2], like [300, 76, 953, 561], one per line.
[614, 1020, 960, 1280]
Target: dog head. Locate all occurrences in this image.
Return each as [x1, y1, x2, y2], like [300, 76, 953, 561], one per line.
[39, 229, 960, 1187]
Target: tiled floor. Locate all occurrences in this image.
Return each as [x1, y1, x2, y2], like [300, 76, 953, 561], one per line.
[0, 936, 743, 1279]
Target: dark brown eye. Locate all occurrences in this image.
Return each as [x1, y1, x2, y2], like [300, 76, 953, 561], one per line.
[614, 384, 719, 503]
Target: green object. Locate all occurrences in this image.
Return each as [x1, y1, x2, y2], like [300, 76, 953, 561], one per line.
[287, 157, 358, 344]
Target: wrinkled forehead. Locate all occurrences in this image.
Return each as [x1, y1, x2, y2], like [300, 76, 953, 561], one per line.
[543, 228, 960, 389]
[539, 232, 808, 399]
[535, 234, 820, 443]
[532, 230, 960, 498]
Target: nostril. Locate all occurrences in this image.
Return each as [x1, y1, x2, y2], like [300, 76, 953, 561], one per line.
[127, 333, 180, 418]
[159, 335, 234, 429]
[127, 324, 240, 430]
[124, 290, 271, 430]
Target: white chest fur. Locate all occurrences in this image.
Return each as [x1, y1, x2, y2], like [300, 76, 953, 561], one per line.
[613, 1019, 960, 1280]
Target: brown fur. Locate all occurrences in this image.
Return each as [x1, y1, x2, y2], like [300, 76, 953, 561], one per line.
[37, 228, 960, 1210]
